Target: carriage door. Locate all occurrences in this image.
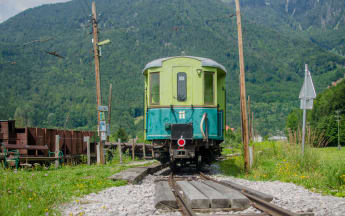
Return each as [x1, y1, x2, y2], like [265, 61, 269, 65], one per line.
[172, 67, 191, 105]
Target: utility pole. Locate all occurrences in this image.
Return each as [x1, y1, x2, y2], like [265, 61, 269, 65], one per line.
[107, 84, 112, 142]
[336, 110, 341, 150]
[92, 1, 104, 164]
[235, 0, 250, 171]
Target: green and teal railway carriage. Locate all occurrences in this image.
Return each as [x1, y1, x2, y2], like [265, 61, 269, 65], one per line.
[143, 56, 227, 168]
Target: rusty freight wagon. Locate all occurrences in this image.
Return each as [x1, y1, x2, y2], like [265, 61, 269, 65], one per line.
[0, 120, 96, 166]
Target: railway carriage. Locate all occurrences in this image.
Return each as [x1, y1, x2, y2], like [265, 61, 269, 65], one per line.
[143, 56, 227, 168]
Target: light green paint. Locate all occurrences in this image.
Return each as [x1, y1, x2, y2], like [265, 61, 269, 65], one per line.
[145, 57, 225, 107]
[143, 57, 227, 138]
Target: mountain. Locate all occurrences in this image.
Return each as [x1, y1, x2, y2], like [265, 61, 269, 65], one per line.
[0, 0, 344, 136]
[225, 0, 345, 55]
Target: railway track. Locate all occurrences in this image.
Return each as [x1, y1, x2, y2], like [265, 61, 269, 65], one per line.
[166, 172, 312, 216]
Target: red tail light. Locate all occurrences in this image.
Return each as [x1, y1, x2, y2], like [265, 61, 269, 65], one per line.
[177, 137, 186, 147]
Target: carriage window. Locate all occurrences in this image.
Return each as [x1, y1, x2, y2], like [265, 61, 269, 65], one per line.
[150, 72, 160, 104]
[204, 72, 214, 105]
[177, 72, 187, 101]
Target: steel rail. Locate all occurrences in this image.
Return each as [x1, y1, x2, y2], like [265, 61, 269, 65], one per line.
[168, 173, 197, 216]
[199, 172, 299, 216]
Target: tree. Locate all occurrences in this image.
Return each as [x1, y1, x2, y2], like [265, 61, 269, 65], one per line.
[110, 128, 128, 143]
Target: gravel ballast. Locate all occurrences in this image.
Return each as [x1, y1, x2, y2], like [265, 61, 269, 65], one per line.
[60, 170, 345, 216]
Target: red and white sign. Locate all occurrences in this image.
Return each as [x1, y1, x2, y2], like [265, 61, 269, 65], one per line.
[177, 137, 186, 147]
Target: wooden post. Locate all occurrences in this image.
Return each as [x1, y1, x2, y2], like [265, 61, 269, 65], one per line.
[143, 143, 146, 159]
[55, 135, 60, 168]
[118, 138, 122, 164]
[85, 136, 90, 165]
[151, 144, 154, 159]
[235, 0, 250, 172]
[131, 139, 135, 160]
[100, 141, 105, 164]
[107, 84, 112, 142]
[92, 1, 105, 165]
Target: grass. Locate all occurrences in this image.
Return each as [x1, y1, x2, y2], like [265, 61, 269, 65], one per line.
[0, 151, 155, 216]
[219, 141, 345, 197]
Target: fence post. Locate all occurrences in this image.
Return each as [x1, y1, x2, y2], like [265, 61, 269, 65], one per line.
[55, 135, 60, 168]
[151, 144, 154, 159]
[118, 138, 122, 164]
[143, 143, 146, 160]
[84, 136, 90, 165]
[132, 139, 135, 160]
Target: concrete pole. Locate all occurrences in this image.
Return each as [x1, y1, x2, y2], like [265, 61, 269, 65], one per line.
[85, 136, 90, 165]
[96, 143, 100, 164]
[248, 95, 251, 141]
[55, 135, 60, 168]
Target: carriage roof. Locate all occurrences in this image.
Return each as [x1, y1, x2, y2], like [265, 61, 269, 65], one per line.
[142, 56, 227, 74]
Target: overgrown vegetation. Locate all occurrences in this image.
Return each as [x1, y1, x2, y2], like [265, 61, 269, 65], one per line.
[219, 141, 345, 197]
[0, 155, 153, 216]
[0, 0, 345, 137]
[286, 80, 345, 146]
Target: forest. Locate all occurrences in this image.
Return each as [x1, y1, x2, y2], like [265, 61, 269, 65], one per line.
[0, 0, 344, 137]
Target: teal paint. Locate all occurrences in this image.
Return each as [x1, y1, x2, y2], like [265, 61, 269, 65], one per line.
[146, 107, 223, 140]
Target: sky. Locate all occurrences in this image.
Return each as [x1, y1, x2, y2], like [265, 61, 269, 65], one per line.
[0, 0, 71, 23]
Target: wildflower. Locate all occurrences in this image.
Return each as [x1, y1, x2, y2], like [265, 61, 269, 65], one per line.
[29, 197, 32, 200]
[45, 209, 49, 212]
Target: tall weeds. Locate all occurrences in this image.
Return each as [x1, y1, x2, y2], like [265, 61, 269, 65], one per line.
[287, 126, 330, 147]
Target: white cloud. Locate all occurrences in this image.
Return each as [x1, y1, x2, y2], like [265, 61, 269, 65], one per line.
[0, 0, 72, 23]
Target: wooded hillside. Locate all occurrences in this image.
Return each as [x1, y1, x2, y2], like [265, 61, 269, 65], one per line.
[0, 0, 344, 137]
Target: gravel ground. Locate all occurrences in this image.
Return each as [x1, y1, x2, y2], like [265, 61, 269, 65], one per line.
[212, 174, 345, 216]
[60, 165, 345, 216]
[208, 164, 345, 216]
[60, 174, 180, 216]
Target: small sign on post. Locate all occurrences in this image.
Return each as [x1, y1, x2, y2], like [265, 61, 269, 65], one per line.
[99, 121, 107, 132]
[299, 64, 316, 154]
[98, 105, 109, 112]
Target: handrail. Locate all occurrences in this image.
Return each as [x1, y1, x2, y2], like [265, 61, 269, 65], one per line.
[200, 113, 207, 140]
